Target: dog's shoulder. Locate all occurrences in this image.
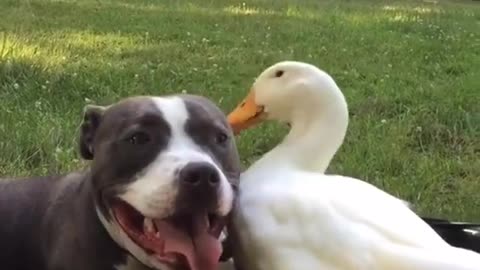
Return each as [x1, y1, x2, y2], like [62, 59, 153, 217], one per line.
[0, 175, 64, 269]
[0, 175, 58, 221]
[47, 171, 88, 204]
[0, 172, 86, 218]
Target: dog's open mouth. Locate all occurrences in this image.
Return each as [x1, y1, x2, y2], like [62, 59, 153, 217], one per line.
[112, 200, 225, 270]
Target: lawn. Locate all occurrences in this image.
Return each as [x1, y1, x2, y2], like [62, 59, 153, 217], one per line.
[0, 0, 479, 221]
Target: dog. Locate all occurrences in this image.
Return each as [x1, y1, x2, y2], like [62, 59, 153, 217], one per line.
[0, 94, 241, 270]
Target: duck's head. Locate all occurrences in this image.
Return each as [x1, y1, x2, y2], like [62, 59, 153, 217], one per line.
[228, 61, 347, 134]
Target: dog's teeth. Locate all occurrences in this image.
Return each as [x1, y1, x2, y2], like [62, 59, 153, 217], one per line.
[219, 231, 226, 241]
[205, 215, 210, 227]
[155, 231, 160, 238]
[144, 218, 155, 233]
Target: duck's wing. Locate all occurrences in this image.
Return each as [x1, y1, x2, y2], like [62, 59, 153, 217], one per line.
[322, 175, 448, 248]
[302, 174, 480, 269]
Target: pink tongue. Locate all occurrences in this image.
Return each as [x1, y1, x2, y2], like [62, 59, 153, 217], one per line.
[154, 214, 222, 270]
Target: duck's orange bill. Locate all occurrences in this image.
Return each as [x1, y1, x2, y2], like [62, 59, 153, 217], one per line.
[227, 89, 265, 135]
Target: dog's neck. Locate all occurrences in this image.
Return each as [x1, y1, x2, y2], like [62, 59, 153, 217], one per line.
[95, 201, 153, 270]
[43, 171, 130, 270]
[87, 173, 156, 270]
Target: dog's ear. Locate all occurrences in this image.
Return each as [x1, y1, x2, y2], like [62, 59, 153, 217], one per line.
[79, 104, 106, 160]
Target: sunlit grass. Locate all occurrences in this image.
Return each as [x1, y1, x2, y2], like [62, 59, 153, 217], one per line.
[0, 0, 479, 221]
[0, 33, 70, 69]
[224, 5, 262, 15]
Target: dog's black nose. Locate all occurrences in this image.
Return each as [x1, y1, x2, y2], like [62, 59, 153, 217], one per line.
[179, 162, 220, 188]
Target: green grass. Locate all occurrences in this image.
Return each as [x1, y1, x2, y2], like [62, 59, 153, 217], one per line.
[0, 0, 479, 221]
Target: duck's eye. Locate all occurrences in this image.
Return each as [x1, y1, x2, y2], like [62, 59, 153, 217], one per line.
[126, 132, 151, 145]
[275, 70, 284, 78]
[215, 132, 229, 145]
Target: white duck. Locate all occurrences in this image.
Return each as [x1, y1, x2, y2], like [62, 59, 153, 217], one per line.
[226, 61, 480, 270]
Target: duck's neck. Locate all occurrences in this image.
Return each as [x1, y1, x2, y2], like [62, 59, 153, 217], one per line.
[258, 95, 348, 174]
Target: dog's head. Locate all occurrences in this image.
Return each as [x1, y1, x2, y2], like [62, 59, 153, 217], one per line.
[79, 95, 241, 270]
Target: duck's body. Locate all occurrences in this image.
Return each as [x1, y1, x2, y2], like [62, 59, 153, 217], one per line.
[232, 170, 480, 270]
[227, 61, 480, 270]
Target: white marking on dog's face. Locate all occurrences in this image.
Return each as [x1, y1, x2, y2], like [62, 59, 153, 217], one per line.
[118, 96, 233, 218]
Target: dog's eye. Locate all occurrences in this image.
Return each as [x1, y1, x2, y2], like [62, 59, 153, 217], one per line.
[215, 132, 228, 145]
[126, 132, 151, 145]
[274, 70, 284, 78]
